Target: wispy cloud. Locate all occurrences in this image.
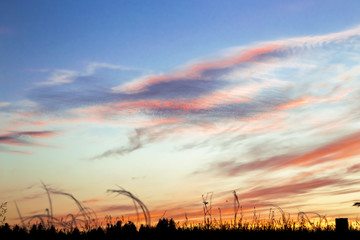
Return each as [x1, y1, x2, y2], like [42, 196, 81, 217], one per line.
[86, 62, 148, 75]
[41, 69, 78, 85]
[233, 176, 355, 202]
[6, 25, 360, 161]
[0, 131, 57, 146]
[37, 62, 148, 86]
[0, 131, 57, 154]
[0, 102, 10, 107]
[29, 25, 360, 114]
[195, 131, 360, 177]
[89, 128, 145, 160]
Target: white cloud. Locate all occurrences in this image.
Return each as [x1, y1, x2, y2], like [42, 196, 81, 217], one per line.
[38, 69, 78, 86]
[0, 102, 10, 107]
[37, 62, 148, 86]
[85, 62, 147, 75]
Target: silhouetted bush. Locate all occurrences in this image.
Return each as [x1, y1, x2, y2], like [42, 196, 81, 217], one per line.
[122, 221, 137, 233]
[155, 218, 176, 232]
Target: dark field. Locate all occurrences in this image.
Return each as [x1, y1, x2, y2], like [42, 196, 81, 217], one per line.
[1, 218, 360, 240]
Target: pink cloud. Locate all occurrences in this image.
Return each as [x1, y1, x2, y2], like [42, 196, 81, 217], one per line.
[235, 177, 353, 202]
[199, 131, 360, 178]
[118, 44, 282, 94]
[0, 131, 58, 154]
[118, 25, 360, 95]
[283, 131, 360, 168]
[82, 198, 102, 204]
[276, 89, 354, 111]
[347, 163, 360, 174]
[276, 97, 314, 111]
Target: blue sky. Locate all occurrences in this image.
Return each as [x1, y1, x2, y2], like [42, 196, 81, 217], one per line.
[2, 0, 360, 100]
[1, 0, 360, 226]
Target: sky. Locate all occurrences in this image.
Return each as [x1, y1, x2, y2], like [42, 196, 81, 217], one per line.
[1, 0, 360, 226]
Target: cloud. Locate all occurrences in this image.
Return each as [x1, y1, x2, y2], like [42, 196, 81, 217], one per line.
[0, 131, 57, 154]
[0, 131, 56, 145]
[37, 62, 147, 86]
[196, 131, 360, 177]
[82, 198, 101, 204]
[0, 148, 31, 155]
[0, 102, 10, 107]
[40, 69, 78, 85]
[89, 128, 145, 160]
[28, 25, 360, 116]
[116, 43, 282, 94]
[231, 176, 360, 204]
[347, 163, 360, 174]
[98, 204, 136, 213]
[86, 62, 148, 75]
[281, 131, 360, 168]
[15, 25, 360, 159]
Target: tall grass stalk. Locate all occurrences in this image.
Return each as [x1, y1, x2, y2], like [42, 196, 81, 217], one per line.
[0, 202, 7, 225]
[41, 182, 53, 227]
[106, 186, 151, 227]
[233, 191, 240, 227]
[202, 192, 213, 227]
[14, 201, 25, 228]
[48, 189, 97, 229]
[15, 184, 97, 230]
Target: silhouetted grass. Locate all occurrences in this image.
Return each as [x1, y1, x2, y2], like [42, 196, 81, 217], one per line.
[2, 218, 360, 240]
[107, 186, 151, 226]
[2, 184, 360, 239]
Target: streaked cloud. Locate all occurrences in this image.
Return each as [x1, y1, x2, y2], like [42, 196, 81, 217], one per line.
[90, 128, 145, 160]
[41, 69, 78, 85]
[0, 102, 10, 107]
[37, 62, 148, 86]
[195, 131, 360, 177]
[0, 131, 57, 154]
[234, 176, 356, 202]
[4, 26, 360, 169]
[0, 131, 56, 146]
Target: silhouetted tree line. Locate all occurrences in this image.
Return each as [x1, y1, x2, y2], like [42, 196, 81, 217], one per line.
[1, 218, 360, 240]
[0, 218, 175, 240]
